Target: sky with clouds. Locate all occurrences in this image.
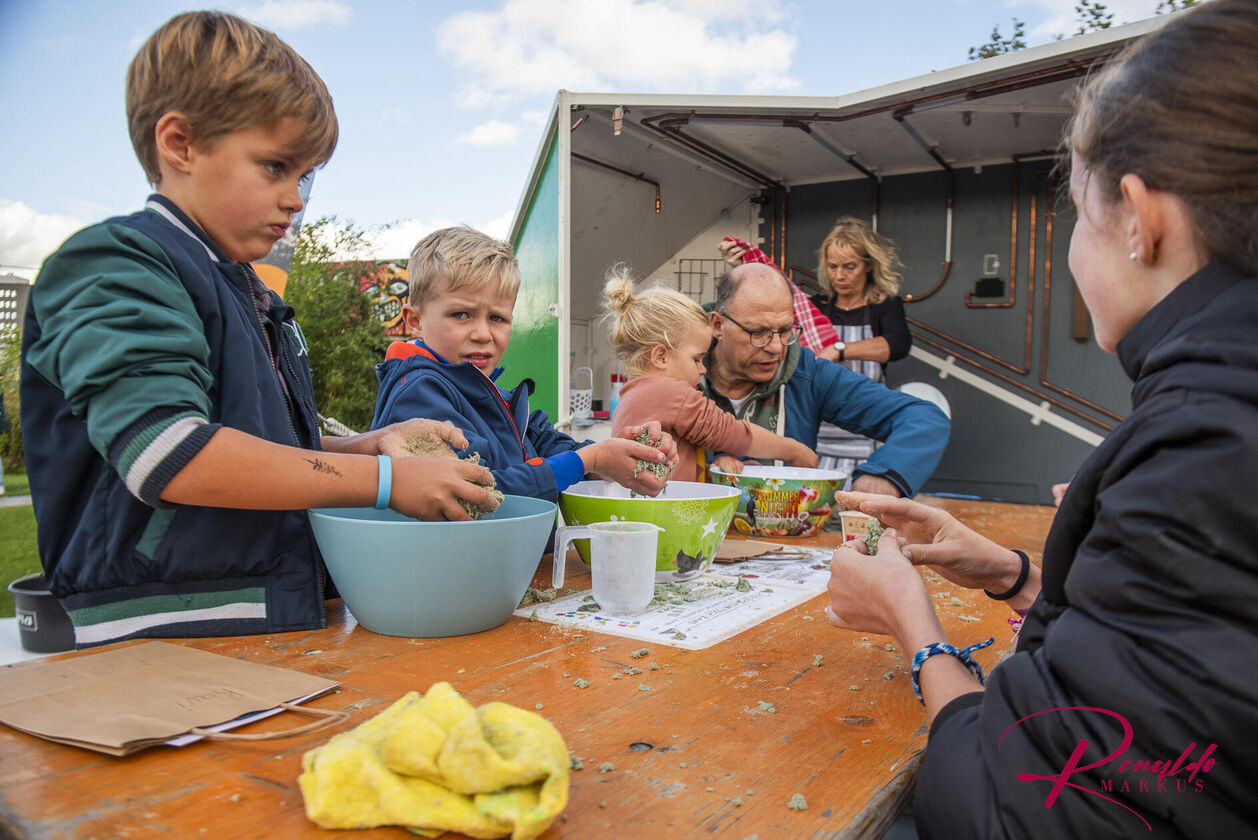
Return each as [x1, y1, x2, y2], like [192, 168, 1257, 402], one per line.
[0, 0, 1186, 277]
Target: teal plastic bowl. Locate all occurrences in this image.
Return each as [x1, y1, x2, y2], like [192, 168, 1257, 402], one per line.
[309, 495, 556, 638]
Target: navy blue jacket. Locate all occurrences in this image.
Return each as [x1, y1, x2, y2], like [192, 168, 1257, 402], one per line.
[21, 196, 327, 646]
[371, 341, 588, 502]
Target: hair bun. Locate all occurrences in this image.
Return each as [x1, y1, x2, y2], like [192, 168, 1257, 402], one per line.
[601, 264, 637, 312]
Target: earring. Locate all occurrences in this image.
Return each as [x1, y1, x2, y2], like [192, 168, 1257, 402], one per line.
[1128, 251, 1138, 261]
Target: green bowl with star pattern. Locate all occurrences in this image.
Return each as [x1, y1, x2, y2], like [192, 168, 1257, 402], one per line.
[558, 480, 740, 580]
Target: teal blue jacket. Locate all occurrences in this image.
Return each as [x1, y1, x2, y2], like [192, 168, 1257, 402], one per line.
[371, 340, 588, 501]
[702, 343, 949, 495]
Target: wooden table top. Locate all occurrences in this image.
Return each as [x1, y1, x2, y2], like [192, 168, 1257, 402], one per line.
[0, 497, 1055, 840]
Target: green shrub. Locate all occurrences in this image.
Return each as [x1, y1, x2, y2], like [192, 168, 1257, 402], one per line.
[283, 218, 392, 433]
[0, 505, 40, 617]
[0, 334, 23, 474]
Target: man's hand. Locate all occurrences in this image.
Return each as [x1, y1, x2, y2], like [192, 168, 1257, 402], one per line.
[710, 455, 745, 475]
[1052, 482, 1070, 508]
[850, 474, 902, 497]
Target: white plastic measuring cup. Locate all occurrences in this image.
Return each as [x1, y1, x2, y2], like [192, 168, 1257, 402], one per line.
[553, 521, 660, 614]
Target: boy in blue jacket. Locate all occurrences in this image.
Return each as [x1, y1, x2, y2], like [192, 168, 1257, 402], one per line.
[20, 12, 497, 647]
[371, 227, 677, 500]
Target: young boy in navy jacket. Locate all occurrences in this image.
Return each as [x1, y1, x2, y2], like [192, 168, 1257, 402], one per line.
[21, 12, 496, 648]
[371, 226, 677, 501]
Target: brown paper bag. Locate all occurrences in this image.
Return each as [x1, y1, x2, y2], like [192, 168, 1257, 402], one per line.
[0, 641, 345, 756]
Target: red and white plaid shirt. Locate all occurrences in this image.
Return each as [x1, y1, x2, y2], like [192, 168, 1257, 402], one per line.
[722, 237, 838, 352]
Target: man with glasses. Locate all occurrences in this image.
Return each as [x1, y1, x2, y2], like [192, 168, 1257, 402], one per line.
[702, 264, 948, 497]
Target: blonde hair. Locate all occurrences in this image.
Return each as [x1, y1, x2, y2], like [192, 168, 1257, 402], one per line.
[127, 11, 338, 185]
[602, 265, 710, 376]
[816, 217, 902, 305]
[407, 226, 521, 308]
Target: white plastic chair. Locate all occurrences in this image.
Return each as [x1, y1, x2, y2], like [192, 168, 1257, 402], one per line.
[898, 381, 952, 419]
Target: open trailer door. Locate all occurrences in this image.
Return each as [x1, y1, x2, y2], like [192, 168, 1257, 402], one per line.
[509, 18, 1170, 503]
[504, 97, 567, 420]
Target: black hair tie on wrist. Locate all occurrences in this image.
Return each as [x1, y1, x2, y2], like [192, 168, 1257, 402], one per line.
[985, 550, 1030, 601]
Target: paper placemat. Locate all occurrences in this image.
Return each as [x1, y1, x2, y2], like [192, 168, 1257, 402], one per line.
[515, 574, 819, 650]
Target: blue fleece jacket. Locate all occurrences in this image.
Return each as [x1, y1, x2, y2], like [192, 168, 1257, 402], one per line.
[371, 341, 588, 501]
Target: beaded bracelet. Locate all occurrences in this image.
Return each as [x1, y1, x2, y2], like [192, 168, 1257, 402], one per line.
[985, 549, 1030, 601]
[374, 455, 393, 510]
[910, 637, 994, 704]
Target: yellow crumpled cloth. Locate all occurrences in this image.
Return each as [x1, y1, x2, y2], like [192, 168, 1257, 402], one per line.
[298, 682, 569, 839]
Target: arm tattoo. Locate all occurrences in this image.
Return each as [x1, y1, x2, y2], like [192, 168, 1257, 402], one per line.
[305, 457, 343, 478]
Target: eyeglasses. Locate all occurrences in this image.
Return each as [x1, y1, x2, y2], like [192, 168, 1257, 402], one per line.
[719, 313, 802, 348]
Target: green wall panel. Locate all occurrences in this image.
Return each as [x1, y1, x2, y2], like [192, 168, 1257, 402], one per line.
[503, 135, 560, 418]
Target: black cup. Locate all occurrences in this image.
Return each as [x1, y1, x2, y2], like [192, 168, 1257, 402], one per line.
[8, 573, 76, 653]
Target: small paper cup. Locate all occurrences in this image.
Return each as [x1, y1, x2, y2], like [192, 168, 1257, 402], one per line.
[839, 511, 875, 542]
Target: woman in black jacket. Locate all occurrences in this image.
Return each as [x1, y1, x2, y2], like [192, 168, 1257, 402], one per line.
[810, 217, 913, 476]
[811, 217, 911, 375]
[826, 2, 1258, 836]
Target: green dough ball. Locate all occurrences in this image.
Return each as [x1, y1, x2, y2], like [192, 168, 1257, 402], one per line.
[863, 519, 886, 556]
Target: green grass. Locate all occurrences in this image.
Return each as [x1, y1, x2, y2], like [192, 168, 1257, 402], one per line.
[0, 497, 40, 619]
[3, 471, 29, 497]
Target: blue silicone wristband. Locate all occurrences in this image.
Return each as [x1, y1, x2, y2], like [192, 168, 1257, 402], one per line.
[374, 455, 392, 510]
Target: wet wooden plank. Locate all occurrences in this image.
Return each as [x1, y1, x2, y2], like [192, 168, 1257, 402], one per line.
[0, 498, 1054, 840]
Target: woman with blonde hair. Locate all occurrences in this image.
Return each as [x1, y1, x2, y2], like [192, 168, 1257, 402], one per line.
[810, 217, 913, 477]
[827, 1, 1258, 834]
[602, 266, 816, 481]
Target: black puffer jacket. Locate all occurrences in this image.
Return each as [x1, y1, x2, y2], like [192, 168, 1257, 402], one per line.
[915, 261, 1258, 838]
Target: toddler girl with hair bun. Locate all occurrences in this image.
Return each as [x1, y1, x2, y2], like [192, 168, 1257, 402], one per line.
[601, 266, 817, 482]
